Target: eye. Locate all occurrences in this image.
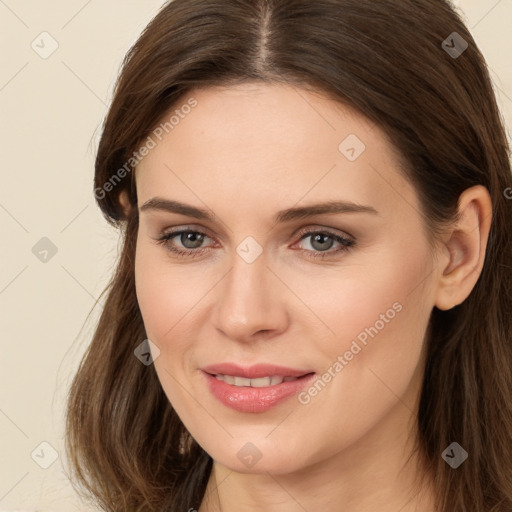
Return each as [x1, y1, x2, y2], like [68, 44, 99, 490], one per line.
[155, 228, 212, 258]
[293, 229, 355, 259]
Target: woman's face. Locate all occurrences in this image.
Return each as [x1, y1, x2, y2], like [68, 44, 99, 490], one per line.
[134, 83, 440, 474]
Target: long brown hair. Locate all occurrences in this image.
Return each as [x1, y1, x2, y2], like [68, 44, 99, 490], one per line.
[66, 0, 512, 510]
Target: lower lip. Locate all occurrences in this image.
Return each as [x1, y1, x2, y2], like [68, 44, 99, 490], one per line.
[203, 371, 317, 413]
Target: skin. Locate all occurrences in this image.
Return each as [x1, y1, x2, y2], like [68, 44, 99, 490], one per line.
[124, 82, 492, 512]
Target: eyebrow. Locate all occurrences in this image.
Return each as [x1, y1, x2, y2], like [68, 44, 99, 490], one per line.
[139, 198, 379, 223]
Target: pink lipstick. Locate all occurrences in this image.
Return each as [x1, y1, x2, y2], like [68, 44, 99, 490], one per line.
[202, 363, 316, 413]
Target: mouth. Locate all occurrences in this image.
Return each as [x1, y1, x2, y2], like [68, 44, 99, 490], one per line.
[201, 363, 317, 413]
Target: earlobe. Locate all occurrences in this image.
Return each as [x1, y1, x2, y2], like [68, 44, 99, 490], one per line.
[434, 185, 492, 311]
[118, 189, 133, 218]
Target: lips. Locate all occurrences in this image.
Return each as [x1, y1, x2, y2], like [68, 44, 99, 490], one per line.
[201, 362, 316, 413]
[202, 362, 313, 379]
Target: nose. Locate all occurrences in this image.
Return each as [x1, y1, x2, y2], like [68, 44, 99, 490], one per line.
[211, 247, 289, 343]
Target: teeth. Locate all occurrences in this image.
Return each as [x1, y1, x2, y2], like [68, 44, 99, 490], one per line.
[271, 375, 283, 385]
[234, 376, 251, 387]
[224, 374, 235, 385]
[251, 377, 273, 387]
[214, 374, 300, 387]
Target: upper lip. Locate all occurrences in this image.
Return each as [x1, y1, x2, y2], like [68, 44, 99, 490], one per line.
[202, 363, 315, 379]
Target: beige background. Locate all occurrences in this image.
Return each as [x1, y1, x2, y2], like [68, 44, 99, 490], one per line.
[0, 1, 511, 510]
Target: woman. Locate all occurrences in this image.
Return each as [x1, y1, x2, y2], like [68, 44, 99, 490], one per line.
[66, 0, 512, 510]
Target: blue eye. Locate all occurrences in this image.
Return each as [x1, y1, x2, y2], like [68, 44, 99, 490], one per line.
[154, 228, 355, 260]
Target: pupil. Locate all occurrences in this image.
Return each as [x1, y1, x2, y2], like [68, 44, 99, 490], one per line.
[312, 234, 333, 251]
[182, 232, 203, 249]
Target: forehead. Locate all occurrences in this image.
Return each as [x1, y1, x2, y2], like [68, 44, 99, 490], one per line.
[144, 82, 375, 159]
[135, 83, 418, 222]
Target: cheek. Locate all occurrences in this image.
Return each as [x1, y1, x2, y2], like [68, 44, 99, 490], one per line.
[134, 239, 217, 364]
[306, 235, 434, 351]
[288, 240, 434, 389]
[295, 244, 434, 416]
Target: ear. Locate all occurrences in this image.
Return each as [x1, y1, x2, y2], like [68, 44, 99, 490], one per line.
[118, 189, 133, 218]
[434, 185, 492, 311]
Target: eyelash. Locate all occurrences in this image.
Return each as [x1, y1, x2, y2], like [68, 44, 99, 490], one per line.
[154, 227, 355, 260]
